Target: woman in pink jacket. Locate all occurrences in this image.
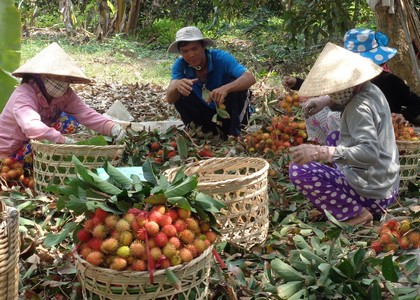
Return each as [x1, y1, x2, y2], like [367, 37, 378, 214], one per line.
[0, 42, 125, 166]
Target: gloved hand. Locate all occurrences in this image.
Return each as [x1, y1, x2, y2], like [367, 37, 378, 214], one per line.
[63, 137, 76, 144]
[111, 124, 126, 143]
[302, 95, 331, 118]
[290, 144, 335, 165]
[282, 76, 297, 89]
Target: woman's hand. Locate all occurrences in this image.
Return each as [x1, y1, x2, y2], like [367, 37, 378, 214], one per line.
[290, 144, 335, 165]
[302, 95, 331, 118]
[282, 76, 297, 89]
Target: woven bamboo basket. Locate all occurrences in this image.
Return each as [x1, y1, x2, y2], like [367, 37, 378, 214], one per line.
[166, 157, 270, 248]
[31, 139, 125, 193]
[0, 199, 20, 300]
[74, 246, 213, 300]
[397, 140, 420, 194]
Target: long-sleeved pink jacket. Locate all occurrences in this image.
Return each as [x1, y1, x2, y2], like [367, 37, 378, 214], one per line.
[0, 80, 115, 157]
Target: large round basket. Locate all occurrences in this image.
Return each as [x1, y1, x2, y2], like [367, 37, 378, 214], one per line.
[0, 199, 20, 300]
[166, 157, 270, 248]
[397, 140, 420, 194]
[31, 139, 125, 194]
[74, 246, 213, 300]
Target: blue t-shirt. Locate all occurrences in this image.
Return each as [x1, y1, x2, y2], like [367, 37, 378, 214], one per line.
[170, 49, 247, 107]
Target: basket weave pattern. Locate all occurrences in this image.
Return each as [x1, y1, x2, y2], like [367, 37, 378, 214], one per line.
[397, 140, 420, 194]
[74, 246, 213, 300]
[0, 200, 20, 300]
[167, 157, 270, 248]
[31, 140, 125, 193]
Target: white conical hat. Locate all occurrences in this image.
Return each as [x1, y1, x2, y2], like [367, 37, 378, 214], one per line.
[299, 42, 382, 97]
[12, 42, 91, 84]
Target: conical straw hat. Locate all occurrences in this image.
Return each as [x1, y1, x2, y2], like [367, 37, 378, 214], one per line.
[299, 42, 382, 97]
[12, 42, 91, 84]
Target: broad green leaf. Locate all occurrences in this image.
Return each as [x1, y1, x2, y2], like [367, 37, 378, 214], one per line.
[317, 263, 331, 286]
[0, 0, 21, 112]
[44, 222, 78, 247]
[300, 248, 326, 265]
[76, 135, 108, 145]
[72, 155, 122, 195]
[216, 108, 230, 119]
[164, 175, 197, 198]
[165, 269, 181, 290]
[195, 192, 226, 211]
[292, 234, 311, 249]
[104, 162, 133, 187]
[276, 281, 304, 298]
[369, 281, 382, 300]
[66, 195, 88, 214]
[175, 135, 188, 159]
[166, 196, 193, 211]
[382, 255, 399, 282]
[271, 258, 305, 281]
[337, 258, 355, 278]
[142, 158, 157, 185]
[19, 217, 35, 226]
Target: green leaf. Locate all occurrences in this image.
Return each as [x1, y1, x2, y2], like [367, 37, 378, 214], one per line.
[66, 194, 88, 211]
[292, 234, 311, 249]
[165, 268, 181, 290]
[276, 281, 304, 299]
[142, 158, 158, 185]
[175, 135, 188, 159]
[216, 108, 230, 119]
[337, 258, 355, 278]
[271, 258, 305, 281]
[194, 192, 226, 211]
[0, 0, 21, 112]
[76, 135, 108, 146]
[44, 222, 78, 247]
[382, 255, 399, 282]
[166, 196, 193, 211]
[72, 155, 122, 195]
[104, 162, 133, 187]
[164, 175, 197, 198]
[369, 280, 382, 300]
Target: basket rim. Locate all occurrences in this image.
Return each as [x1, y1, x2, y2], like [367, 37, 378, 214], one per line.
[165, 157, 269, 188]
[30, 139, 125, 149]
[73, 245, 213, 276]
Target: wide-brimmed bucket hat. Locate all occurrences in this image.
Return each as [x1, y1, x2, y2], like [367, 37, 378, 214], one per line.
[167, 26, 215, 53]
[298, 42, 383, 97]
[12, 42, 91, 84]
[344, 28, 397, 65]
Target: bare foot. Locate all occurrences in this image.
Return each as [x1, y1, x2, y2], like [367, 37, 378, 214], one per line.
[344, 208, 373, 226]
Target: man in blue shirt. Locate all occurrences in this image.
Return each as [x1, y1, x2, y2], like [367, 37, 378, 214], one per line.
[166, 26, 256, 137]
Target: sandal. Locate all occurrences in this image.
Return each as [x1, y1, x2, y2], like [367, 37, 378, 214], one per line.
[344, 208, 373, 227]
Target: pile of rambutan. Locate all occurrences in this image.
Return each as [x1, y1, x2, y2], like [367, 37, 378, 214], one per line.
[370, 219, 419, 253]
[75, 206, 218, 272]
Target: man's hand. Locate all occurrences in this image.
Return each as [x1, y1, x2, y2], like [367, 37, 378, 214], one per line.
[290, 144, 335, 165]
[210, 86, 229, 105]
[176, 78, 198, 97]
[302, 95, 331, 118]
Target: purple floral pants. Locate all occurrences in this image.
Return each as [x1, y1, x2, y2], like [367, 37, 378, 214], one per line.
[289, 130, 397, 221]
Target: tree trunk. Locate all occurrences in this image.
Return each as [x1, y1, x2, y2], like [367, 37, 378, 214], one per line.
[375, 3, 420, 93]
[126, 0, 142, 34]
[115, 0, 126, 33]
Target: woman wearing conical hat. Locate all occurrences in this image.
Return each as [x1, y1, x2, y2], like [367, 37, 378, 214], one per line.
[288, 42, 400, 226]
[0, 42, 126, 166]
